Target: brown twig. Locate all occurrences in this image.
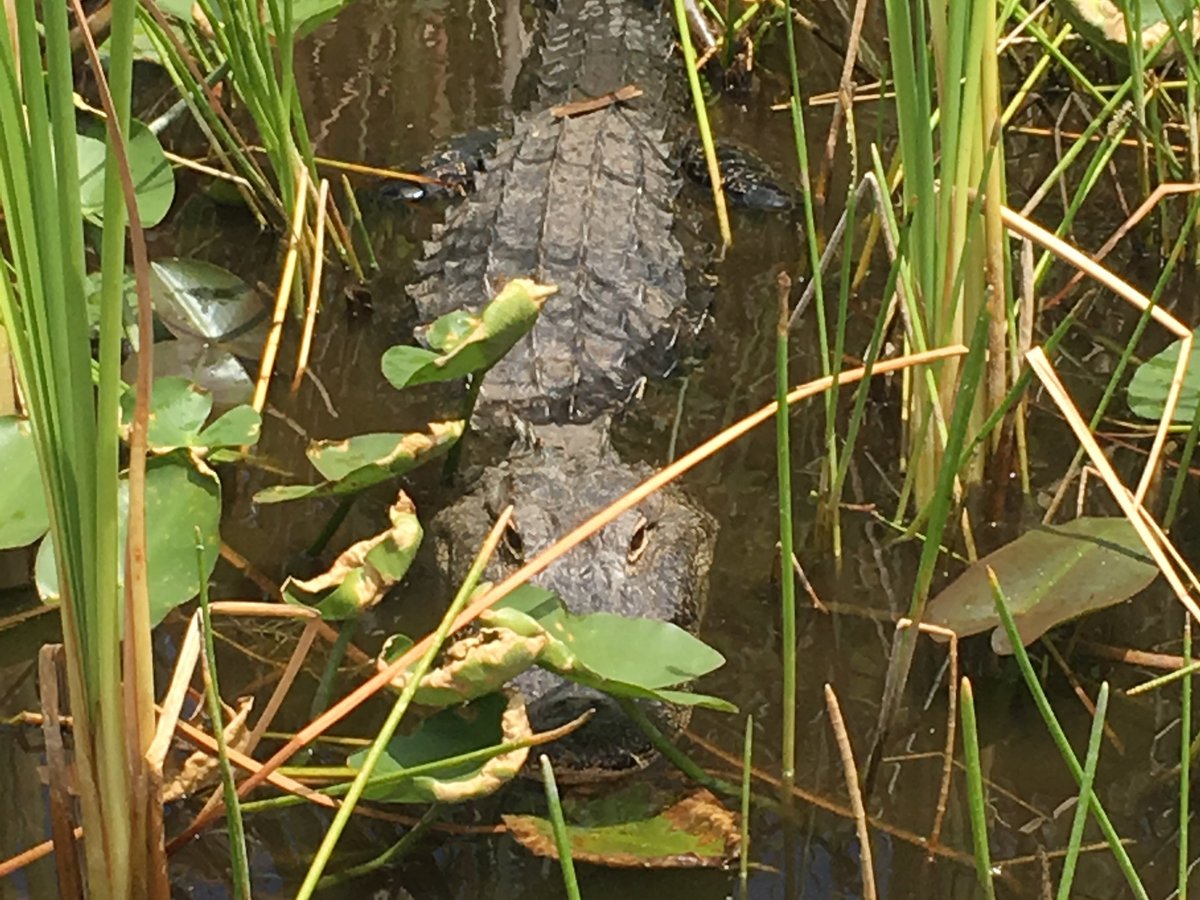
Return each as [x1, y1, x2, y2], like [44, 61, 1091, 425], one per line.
[291, 179, 329, 393]
[825, 684, 877, 900]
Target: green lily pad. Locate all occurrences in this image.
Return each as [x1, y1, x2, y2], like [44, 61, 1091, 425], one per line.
[0, 417, 49, 549]
[150, 258, 270, 354]
[925, 517, 1160, 654]
[504, 782, 739, 868]
[283, 493, 421, 620]
[351, 692, 531, 803]
[35, 455, 221, 626]
[119, 376, 261, 452]
[77, 117, 175, 228]
[1052, 0, 1200, 56]
[484, 587, 734, 712]
[254, 421, 464, 503]
[381, 279, 555, 390]
[1127, 329, 1200, 422]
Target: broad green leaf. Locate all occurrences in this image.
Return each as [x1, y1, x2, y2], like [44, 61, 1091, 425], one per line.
[36, 456, 221, 626]
[381, 279, 555, 389]
[351, 692, 530, 803]
[1052, 0, 1200, 56]
[424, 310, 477, 352]
[0, 417, 49, 548]
[77, 118, 175, 227]
[503, 782, 739, 868]
[926, 517, 1160, 654]
[254, 421, 464, 503]
[283, 493, 421, 620]
[482, 589, 734, 711]
[150, 258, 269, 354]
[1127, 329, 1200, 422]
[119, 376, 261, 452]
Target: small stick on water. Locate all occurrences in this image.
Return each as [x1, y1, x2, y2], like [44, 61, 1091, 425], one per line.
[550, 83, 642, 118]
[825, 685, 877, 900]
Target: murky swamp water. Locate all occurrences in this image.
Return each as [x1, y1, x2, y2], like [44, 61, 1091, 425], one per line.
[3, 0, 1200, 897]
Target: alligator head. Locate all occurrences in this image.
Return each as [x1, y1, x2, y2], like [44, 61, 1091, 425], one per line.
[432, 421, 717, 780]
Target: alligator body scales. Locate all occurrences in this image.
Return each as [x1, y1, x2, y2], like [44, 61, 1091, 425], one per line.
[413, 0, 717, 778]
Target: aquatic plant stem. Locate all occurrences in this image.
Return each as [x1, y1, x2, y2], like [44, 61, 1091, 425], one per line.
[959, 678, 994, 900]
[1056, 682, 1108, 900]
[196, 531, 251, 899]
[671, 0, 730, 245]
[541, 755, 582, 900]
[316, 806, 440, 890]
[775, 279, 797, 793]
[738, 715, 753, 900]
[294, 505, 514, 898]
[170, 346, 966, 846]
[988, 571, 1148, 898]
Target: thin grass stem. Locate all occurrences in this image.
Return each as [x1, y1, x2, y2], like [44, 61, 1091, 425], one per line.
[541, 755, 582, 900]
[1055, 682, 1109, 900]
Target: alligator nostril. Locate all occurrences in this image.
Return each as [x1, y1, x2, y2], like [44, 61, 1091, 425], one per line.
[501, 520, 525, 563]
[627, 514, 652, 564]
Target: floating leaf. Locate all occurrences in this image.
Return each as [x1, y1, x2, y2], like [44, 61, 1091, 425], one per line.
[0, 417, 49, 549]
[925, 517, 1160, 654]
[119, 376, 261, 452]
[1127, 329, 1200, 422]
[283, 493, 421, 620]
[254, 421, 464, 503]
[1052, 0, 1200, 56]
[381, 278, 555, 390]
[36, 456, 221, 626]
[480, 588, 734, 712]
[504, 782, 739, 868]
[128, 339, 257, 410]
[351, 692, 531, 803]
[77, 117, 175, 227]
[150, 258, 269, 354]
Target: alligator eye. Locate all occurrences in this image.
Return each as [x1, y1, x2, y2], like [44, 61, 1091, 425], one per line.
[627, 515, 652, 564]
[501, 519, 525, 563]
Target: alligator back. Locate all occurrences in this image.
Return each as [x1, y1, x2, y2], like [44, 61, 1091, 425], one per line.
[409, 0, 690, 425]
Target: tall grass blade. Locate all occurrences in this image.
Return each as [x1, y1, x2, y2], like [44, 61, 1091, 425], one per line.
[541, 755, 582, 900]
[987, 570, 1148, 898]
[195, 530, 251, 898]
[295, 508, 514, 896]
[775, 280, 797, 790]
[1056, 681, 1109, 900]
[1181, 620, 1192, 900]
[739, 714, 753, 900]
[959, 677, 995, 900]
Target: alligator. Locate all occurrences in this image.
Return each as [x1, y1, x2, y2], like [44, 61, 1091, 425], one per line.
[409, 0, 741, 779]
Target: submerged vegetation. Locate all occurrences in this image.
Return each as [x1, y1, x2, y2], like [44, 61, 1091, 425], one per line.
[4, 0, 1200, 895]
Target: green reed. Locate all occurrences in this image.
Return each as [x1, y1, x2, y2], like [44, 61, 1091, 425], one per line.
[1056, 682, 1109, 900]
[988, 572, 1148, 898]
[0, 0, 165, 891]
[959, 678, 995, 900]
[542, 755, 583, 900]
[196, 532, 250, 898]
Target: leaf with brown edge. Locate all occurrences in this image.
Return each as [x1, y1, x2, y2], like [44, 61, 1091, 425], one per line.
[504, 783, 739, 868]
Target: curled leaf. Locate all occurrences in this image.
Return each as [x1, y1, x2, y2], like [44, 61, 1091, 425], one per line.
[381, 278, 556, 390]
[255, 421, 464, 503]
[353, 691, 532, 804]
[391, 627, 549, 706]
[283, 492, 422, 620]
